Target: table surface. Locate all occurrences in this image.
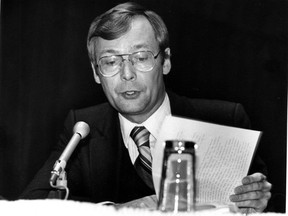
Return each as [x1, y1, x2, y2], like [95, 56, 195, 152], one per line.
[0, 199, 284, 216]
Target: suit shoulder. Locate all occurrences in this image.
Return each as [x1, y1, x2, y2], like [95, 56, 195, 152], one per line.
[169, 91, 242, 112]
[189, 98, 250, 129]
[168, 92, 250, 128]
[75, 103, 113, 117]
[66, 103, 117, 129]
[187, 97, 241, 112]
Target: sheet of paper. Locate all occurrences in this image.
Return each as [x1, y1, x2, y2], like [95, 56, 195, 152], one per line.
[152, 115, 262, 205]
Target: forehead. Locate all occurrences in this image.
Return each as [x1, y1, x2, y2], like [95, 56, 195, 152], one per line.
[95, 16, 159, 57]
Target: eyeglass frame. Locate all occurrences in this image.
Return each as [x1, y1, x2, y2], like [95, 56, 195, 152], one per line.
[95, 50, 161, 77]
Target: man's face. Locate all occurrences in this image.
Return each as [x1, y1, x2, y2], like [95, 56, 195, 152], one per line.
[92, 16, 171, 123]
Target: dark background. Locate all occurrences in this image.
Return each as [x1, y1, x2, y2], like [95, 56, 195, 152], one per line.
[0, 0, 287, 212]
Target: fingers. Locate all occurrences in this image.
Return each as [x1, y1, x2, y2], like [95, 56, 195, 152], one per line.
[233, 197, 270, 212]
[230, 190, 271, 202]
[234, 180, 272, 194]
[241, 173, 267, 185]
[230, 188, 271, 213]
[230, 173, 273, 213]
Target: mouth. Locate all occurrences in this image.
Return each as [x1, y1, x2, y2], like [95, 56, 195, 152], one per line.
[121, 90, 140, 99]
[125, 91, 136, 95]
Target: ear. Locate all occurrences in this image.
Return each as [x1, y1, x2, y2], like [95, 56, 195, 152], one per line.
[162, 48, 171, 75]
[91, 63, 101, 84]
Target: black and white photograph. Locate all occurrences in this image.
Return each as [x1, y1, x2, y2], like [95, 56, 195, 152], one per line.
[0, 0, 287, 215]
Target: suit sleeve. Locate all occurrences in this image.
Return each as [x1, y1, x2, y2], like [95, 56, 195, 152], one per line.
[233, 103, 267, 176]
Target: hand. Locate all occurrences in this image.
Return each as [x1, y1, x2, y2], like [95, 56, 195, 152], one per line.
[114, 195, 158, 210]
[229, 173, 272, 213]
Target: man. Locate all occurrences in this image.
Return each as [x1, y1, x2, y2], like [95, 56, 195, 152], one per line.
[20, 2, 271, 213]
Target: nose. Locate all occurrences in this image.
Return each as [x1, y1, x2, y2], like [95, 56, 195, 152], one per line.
[120, 59, 136, 81]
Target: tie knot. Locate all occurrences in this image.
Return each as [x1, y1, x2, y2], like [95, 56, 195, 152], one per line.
[130, 126, 150, 147]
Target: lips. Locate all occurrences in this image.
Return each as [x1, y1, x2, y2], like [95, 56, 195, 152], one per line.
[125, 91, 136, 95]
[120, 90, 140, 99]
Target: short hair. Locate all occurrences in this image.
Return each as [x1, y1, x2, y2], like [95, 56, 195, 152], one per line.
[87, 2, 169, 65]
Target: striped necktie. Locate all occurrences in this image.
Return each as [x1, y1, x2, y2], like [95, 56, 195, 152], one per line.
[130, 126, 154, 190]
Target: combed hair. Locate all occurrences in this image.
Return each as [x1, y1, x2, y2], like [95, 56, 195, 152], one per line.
[87, 2, 169, 65]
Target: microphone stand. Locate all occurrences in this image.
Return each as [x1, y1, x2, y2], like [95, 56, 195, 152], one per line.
[48, 166, 70, 200]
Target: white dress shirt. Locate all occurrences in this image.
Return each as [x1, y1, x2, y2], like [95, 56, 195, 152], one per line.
[118, 93, 171, 164]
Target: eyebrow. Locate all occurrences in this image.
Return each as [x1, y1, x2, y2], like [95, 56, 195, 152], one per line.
[99, 49, 119, 57]
[99, 44, 152, 57]
[133, 44, 150, 50]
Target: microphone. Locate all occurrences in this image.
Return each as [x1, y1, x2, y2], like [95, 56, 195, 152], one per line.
[50, 121, 90, 185]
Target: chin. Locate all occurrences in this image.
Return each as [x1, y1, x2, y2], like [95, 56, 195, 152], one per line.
[117, 104, 146, 115]
[120, 108, 144, 115]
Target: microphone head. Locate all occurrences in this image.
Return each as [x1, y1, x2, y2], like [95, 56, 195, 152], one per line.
[73, 121, 90, 139]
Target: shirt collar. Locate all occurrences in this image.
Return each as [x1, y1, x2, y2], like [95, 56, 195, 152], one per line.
[119, 93, 171, 147]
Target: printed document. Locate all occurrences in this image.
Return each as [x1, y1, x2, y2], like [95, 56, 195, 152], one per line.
[152, 115, 262, 206]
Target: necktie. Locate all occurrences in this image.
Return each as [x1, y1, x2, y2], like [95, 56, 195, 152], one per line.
[130, 126, 154, 190]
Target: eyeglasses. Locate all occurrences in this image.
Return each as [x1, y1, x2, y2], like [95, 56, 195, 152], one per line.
[96, 50, 161, 77]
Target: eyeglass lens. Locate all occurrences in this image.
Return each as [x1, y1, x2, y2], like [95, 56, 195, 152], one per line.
[98, 51, 157, 76]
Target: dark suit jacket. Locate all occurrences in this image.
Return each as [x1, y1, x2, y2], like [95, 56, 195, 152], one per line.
[20, 91, 266, 203]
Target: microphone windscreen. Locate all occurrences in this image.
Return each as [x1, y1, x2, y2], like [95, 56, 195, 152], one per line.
[73, 121, 90, 138]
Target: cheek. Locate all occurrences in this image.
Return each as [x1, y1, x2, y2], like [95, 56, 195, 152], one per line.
[100, 80, 116, 98]
[149, 68, 164, 87]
